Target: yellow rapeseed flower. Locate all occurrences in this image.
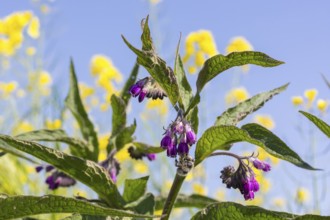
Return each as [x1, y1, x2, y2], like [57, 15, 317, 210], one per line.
[254, 114, 275, 130]
[195, 51, 205, 67]
[0, 81, 18, 97]
[78, 83, 95, 99]
[317, 99, 328, 112]
[145, 99, 168, 116]
[114, 145, 130, 163]
[292, 96, 304, 106]
[27, 16, 40, 39]
[12, 121, 34, 135]
[90, 55, 122, 83]
[226, 36, 253, 54]
[304, 89, 318, 104]
[133, 161, 148, 174]
[225, 87, 249, 105]
[45, 119, 62, 130]
[272, 197, 286, 208]
[296, 187, 309, 204]
[192, 183, 207, 195]
[26, 46, 36, 56]
[215, 189, 226, 200]
[38, 71, 52, 86]
[188, 66, 197, 74]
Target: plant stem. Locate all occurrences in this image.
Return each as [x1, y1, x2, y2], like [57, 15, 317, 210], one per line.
[160, 173, 186, 220]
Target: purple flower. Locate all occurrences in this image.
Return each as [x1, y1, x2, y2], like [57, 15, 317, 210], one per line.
[129, 77, 167, 102]
[177, 142, 189, 156]
[160, 134, 172, 149]
[129, 84, 142, 97]
[167, 144, 177, 158]
[186, 130, 196, 145]
[109, 168, 117, 183]
[147, 153, 156, 161]
[138, 89, 147, 102]
[35, 166, 43, 173]
[242, 176, 259, 200]
[45, 171, 76, 190]
[251, 158, 271, 172]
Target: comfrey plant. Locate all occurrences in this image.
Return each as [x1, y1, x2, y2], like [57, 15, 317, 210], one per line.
[0, 16, 327, 219]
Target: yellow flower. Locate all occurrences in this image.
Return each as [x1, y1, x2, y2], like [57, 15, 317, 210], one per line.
[90, 55, 122, 83]
[296, 187, 309, 203]
[100, 102, 109, 112]
[226, 36, 253, 54]
[245, 196, 263, 206]
[38, 71, 52, 86]
[45, 119, 62, 130]
[40, 4, 50, 14]
[272, 197, 286, 208]
[255, 176, 271, 193]
[114, 145, 130, 163]
[225, 87, 249, 105]
[145, 99, 168, 116]
[254, 114, 275, 130]
[185, 172, 193, 182]
[133, 161, 148, 174]
[188, 66, 197, 74]
[27, 16, 40, 39]
[292, 96, 304, 106]
[79, 83, 95, 99]
[304, 89, 318, 104]
[12, 121, 34, 135]
[195, 51, 205, 67]
[26, 46, 36, 56]
[215, 189, 226, 200]
[317, 99, 328, 112]
[0, 81, 18, 97]
[192, 183, 207, 195]
[257, 148, 280, 166]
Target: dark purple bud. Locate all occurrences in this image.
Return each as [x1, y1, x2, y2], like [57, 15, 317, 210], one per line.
[262, 163, 271, 172]
[110, 168, 117, 183]
[147, 153, 156, 161]
[160, 135, 172, 149]
[177, 142, 189, 156]
[186, 130, 196, 145]
[244, 191, 255, 200]
[252, 158, 271, 172]
[251, 178, 259, 191]
[45, 165, 54, 172]
[35, 166, 43, 173]
[167, 144, 177, 158]
[138, 89, 147, 102]
[129, 84, 142, 97]
[45, 175, 59, 190]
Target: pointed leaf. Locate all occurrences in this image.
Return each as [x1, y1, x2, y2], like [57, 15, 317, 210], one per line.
[196, 51, 284, 93]
[141, 16, 153, 52]
[155, 194, 218, 211]
[107, 121, 136, 153]
[0, 195, 157, 219]
[194, 124, 316, 170]
[110, 95, 126, 136]
[174, 37, 193, 111]
[120, 63, 139, 106]
[215, 84, 288, 126]
[123, 176, 149, 203]
[65, 60, 98, 161]
[122, 35, 179, 106]
[0, 134, 125, 208]
[15, 129, 89, 158]
[300, 111, 330, 138]
[126, 193, 155, 215]
[186, 106, 199, 134]
[131, 142, 164, 154]
[191, 202, 328, 220]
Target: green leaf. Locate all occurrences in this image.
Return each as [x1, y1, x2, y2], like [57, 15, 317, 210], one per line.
[191, 202, 328, 220]
[0, 144, 37, 164]
[15, 129, 90, 158]
[123, 176, 149, 203]
[141, 16, 153, 52]
[65, 60, 99, 161]
[174, 37, 193, 111]
[0, 134, 125, 208]
[186, 106, 199, 134]
[120, 63, 139, 106]
[110, 95, 126, 137]
[122, 32, 179, 106]
[196, 51, 284, 93]
[126, 193, 155, 215]
[155, 194, 218, 211]
[194, 124, 316, 170]
[132, 142, 164, 154]
[215, 84, 289, 126]
[0, 195, 158, 219]
[299, 111, 330, 138]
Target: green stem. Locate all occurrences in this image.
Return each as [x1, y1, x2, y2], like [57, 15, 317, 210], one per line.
[160, 173, 186, 220]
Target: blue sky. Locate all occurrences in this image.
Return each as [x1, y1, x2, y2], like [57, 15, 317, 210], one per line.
[2, 0, 330, 216]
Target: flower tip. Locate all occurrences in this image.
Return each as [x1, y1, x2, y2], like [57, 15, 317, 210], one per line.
[147, 153, 156, 161]
[129, 84, 141, 97]
[35, 166, 43, 173]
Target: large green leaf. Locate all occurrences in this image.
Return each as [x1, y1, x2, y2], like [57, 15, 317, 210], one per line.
[0, 144, 37, 164]
[123, 176, 149, 203]
[194, 124, 316, 170]
[0, 195, 157, 219]
[174, 37, 193, 111]
[215, 84, 288, 126]
[0, 134, 125, 208]
[155, 194, 218, 211]
[122, 20, 179, 106]
[125, 193, 155, 215]
[15, 129, 89, 158]
[191, 202, 328, 220]
[110, 95, 126, 136]
[196, 51, 284, 93]
[300, 111, 330, 138]
[65, 60, 99, 161]
[120, 63, 139, 106]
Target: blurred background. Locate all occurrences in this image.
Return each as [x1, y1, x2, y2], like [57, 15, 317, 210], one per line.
[1, 0, 330, 219]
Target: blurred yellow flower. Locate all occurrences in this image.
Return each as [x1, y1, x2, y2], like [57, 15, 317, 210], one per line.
[27, 16, 40, 39]
[26, 46, 36, 56]
[195, 51, 205, 67]
[292, 96, 304, 106]
[114, 145, 130, 163]
[12, 121, 34, 135]
[254, 114, 275, 130]
[188, 66, 197, 74]
[225, 87, 249, 105]
[0, 81, 18, 98]
[38, 71, 52, 86]
[215, 189, 226, 200]
[192, 183, 207, 195]
[185, 171, 193, 182]
[304, 89, 318, 104]
[245, 196, 263, 206]
[145, 99, 168, 116]
[90, 54, 122, 83]
[272, 197, 286, 208]
[45, 119, 62, 130]
[79, 82, 95, 99]
[134, 161, 148, 174]
[100, 102, 109, 112]
[226, 36, 253, 54]
[257, 148, 280, 165]
[317, 99, 328, 112]
[296, 187, 309, 204]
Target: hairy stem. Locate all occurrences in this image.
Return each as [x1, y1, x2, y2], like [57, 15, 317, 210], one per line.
[160, 173, 186, 220]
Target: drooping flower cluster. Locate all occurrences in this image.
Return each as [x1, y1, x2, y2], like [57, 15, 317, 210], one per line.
[36, 165, 76, 190]
[160, 116, 196, 158]
[129, 77, 167, 102]
[219, 155, 271, 200]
